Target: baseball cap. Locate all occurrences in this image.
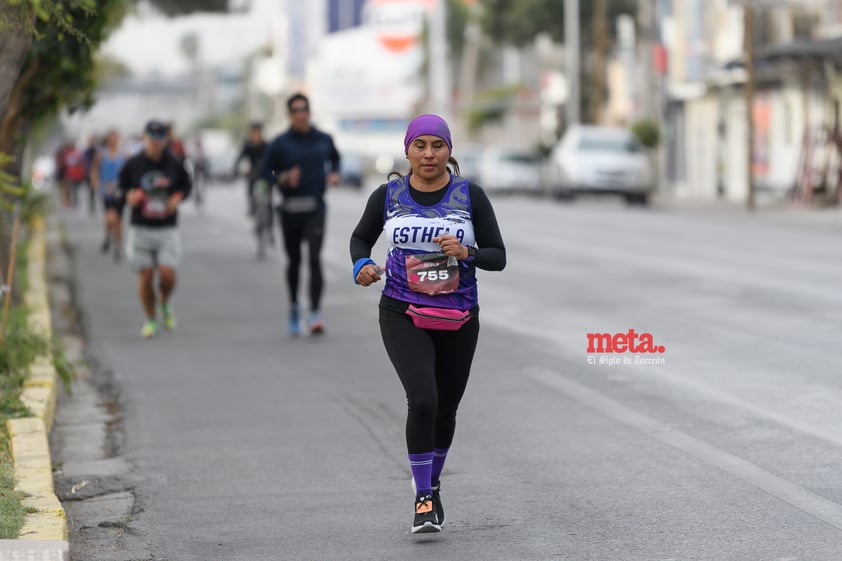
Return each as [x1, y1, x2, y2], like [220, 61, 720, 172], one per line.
[145, 120, 167, 137]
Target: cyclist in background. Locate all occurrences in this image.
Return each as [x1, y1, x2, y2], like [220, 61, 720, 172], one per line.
[234, 121, 268, 216]
[234, 122, 273, 256]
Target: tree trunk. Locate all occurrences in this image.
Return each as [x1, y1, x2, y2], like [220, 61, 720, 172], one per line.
[0, 59, 40, 155]
[0, 1, 35, 126]
[0, 3, 33, 304]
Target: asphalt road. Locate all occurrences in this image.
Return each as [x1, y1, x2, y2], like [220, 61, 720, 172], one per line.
[59, 182, 842, 561]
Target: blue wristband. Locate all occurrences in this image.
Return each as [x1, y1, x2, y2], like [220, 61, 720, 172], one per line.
[353, 258, 376, 284]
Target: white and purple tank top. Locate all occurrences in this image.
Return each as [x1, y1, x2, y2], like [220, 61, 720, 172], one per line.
[382, 175, 478, 310]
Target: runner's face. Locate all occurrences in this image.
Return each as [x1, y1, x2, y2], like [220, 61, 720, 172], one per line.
[407, 135, 450, 183]
[144, 133, 166, 159]
[289, 103, 310, 132]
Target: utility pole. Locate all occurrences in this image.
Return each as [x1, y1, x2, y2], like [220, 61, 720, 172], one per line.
[457, 0, 482, 139]
[744, 2, 755, 210]
[636, 0, 656, 119]
[590, 0, 607, 124]
[564, 0, 580, 127]
[428, 0, 451, 120]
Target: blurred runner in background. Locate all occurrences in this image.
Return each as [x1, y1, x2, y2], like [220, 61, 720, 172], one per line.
[90, 129, 126, 263]
[120, 120, 192, 338]
[261, 94, 340, 336]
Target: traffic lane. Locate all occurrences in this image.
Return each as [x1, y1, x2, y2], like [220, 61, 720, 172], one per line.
[450, 323, 842, 560]
[323, 314, 842, 561]
[465, 194, 842, 459]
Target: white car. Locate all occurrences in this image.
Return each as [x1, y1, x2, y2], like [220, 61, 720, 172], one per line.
[547, 125, 654, 205]
[457, 146, 544, 195]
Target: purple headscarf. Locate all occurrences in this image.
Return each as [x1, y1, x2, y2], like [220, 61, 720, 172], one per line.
[403, 114, 452, 154]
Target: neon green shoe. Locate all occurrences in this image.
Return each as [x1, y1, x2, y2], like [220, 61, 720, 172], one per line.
[160, 303, 176, 331]
[141, 320, 158, 339]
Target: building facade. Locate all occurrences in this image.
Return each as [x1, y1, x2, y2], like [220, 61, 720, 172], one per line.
[653, 0, 842, 204]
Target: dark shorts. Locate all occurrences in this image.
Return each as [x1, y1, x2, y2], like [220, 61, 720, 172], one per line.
[103, 197, 124, 214]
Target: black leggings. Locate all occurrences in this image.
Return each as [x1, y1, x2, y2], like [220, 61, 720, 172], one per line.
[379, 306, 480, 454]
[279, 208, 325, 311]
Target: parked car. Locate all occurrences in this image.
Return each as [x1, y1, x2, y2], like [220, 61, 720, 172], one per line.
[339, 151, 364, 189]
[196, 128, 238, 182]
[546, 125, 654, 205]
[457, 146, 544, 195]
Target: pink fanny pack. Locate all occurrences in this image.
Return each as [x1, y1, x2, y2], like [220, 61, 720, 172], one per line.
[406, 305, 471, 331]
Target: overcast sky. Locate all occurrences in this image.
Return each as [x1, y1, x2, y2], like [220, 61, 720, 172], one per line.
[102, 0, 283, 77]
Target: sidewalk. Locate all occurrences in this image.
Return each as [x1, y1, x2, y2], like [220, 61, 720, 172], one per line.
[652, 192, 842, 230]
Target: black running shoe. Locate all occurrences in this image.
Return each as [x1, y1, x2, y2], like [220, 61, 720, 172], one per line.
[431, 482, 444, 526]
[100, 237, 110, 254]
[411, 495, 441, 534]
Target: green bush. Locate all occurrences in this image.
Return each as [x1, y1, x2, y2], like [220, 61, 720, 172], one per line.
[631, 118, 660, 149]
[0, 308, 37, 539]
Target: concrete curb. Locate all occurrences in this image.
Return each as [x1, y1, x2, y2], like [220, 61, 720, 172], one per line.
[1, 216, 69, 560]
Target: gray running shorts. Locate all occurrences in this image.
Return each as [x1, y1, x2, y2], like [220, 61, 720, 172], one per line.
[127, 226, 182, 272]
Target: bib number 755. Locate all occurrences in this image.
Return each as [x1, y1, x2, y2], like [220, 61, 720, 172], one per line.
[405, 252, 460, 295]
[417, 270, 450, 282]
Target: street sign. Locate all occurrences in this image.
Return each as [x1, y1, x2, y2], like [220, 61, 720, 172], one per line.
[364, 0, 431, 53]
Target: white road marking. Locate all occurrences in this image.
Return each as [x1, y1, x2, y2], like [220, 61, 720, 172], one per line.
[528, 366, 842, 531]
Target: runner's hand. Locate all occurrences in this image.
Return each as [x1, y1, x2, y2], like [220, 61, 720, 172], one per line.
[327, 172, 340, 186]
[166, 193, 183, 214]
[280, 166, 302, 188]
[356, 264, 384, 286]
[433, 235, 469, 260]
[126, 189, 144, 207]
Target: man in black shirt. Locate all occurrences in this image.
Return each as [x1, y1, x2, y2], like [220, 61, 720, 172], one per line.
[120, 120, 192, 338]
[260, 93, 341, 337]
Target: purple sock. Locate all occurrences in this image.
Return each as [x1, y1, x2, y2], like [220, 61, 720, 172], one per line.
[431, 447, 449, 485]
[409, 452, 434, 497]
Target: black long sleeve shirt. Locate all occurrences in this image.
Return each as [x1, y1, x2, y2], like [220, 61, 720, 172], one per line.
[234, 139, 267, 181]
[350, 180, 507, 271]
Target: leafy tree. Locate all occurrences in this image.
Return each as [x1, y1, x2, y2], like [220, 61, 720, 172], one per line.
[447, 0, 472, 59]
[0, 1, 36, 122]
[0, 0, 127, 154]
[0, 0, 127, 293]
[480, 0, 637, 47]
[477, 0, 636, 126]
[143, 0, 228, 16]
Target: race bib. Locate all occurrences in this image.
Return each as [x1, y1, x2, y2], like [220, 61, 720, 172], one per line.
[142, 196, 167, 219]
[405, 253, 459, 295]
